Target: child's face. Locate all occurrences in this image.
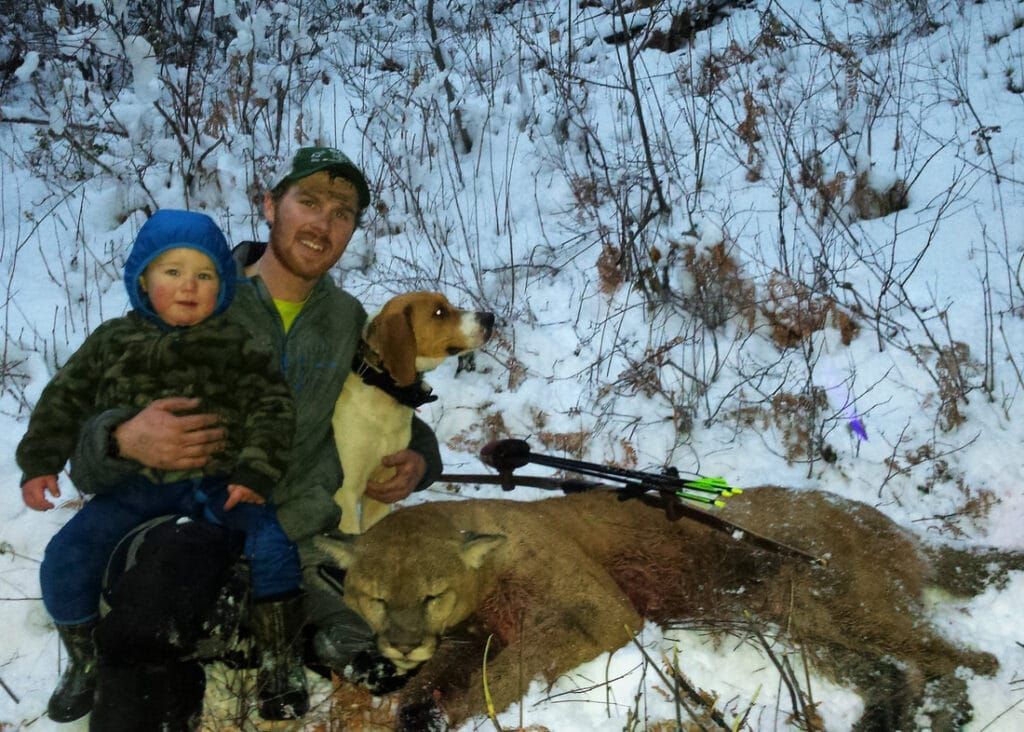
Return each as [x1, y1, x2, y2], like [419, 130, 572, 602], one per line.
[140, 247, 220, 326]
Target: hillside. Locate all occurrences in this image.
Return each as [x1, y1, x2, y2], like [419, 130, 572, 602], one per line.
[1, 1, 1022, 729]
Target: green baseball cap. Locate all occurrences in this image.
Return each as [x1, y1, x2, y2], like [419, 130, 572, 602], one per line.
[271, 147, 371, 209]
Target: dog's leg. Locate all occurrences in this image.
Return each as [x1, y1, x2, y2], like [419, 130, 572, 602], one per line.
[335, 473, 363, 535]
[336, 441, 386, 534]
[334, 417, 372, 534]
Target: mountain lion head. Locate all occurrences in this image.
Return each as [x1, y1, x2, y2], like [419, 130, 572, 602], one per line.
[316, 508, 506, 671]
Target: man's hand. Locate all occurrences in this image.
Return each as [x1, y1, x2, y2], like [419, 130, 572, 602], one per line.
[22, 474, 61, 511]
[224, 484, 266, 511]
[365, 449, 427, 504]
[113, 397, 226, 471]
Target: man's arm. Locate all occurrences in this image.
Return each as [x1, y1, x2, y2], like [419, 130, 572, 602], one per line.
[69, 399, 226, 495]
[363, 415, 442, 503]
[68, 407, 140, 494]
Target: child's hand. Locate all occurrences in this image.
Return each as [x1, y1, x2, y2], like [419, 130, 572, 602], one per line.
[224, 484, 266, 511]
[22, 475, 61, 511]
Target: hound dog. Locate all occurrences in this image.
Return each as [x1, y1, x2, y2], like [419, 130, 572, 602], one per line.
[333, 292, 495, 534]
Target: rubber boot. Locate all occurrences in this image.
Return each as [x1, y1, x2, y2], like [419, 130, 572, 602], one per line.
[47, 621, 98, 722]
[250, 594, 309, 720]
[313, 623, 410, 696]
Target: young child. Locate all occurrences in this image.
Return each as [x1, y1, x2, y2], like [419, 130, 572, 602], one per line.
[16, 209, 308, 722]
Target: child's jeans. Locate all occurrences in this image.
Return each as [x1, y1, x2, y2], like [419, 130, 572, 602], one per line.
[40, 476, 301, 625]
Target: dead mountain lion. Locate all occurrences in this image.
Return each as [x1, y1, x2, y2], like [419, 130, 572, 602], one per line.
[317, 488, 1018, 730]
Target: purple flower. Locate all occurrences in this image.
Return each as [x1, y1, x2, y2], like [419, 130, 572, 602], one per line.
[849, 418, 868, 441]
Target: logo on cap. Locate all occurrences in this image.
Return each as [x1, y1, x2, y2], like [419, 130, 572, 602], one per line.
[309, 150, 345, 164]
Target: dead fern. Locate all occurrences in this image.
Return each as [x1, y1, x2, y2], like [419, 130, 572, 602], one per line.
[447, 411, 513, 455]
[762, 274, 859, 348]
[737, 89, 764, 181]
[729, 388, 829, 463]
[935, 341, 971, 431]
[536, 430, 588, 459]
[680, 241, 757, 330]
[597, 244, 624, 294]
[849, 171, 909, 221]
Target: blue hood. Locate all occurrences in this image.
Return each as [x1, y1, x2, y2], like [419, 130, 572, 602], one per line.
[124, 209, 236, 324]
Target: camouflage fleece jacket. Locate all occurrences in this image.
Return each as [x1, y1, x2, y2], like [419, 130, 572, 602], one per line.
[68, 242, 443, 545]
[16, 311, 294, 497]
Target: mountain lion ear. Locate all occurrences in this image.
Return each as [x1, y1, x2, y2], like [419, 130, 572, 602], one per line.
[459, 532, 506, 569]
[315, 530, 358, 569]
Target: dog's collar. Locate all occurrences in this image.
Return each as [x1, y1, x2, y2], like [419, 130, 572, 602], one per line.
[351, 351, 439, 409]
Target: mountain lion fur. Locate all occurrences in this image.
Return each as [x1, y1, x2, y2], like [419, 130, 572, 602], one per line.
[317, 487, 1019, 730]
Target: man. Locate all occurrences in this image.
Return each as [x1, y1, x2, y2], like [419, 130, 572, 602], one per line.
[69, 147, 442, 720]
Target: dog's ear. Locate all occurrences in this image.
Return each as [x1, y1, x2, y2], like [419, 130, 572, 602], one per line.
[366, 310, 418, 386]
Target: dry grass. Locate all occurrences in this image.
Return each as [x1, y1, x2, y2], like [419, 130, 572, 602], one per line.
[681, 241, 758, 331]
[935, 341, 971, 431]
[446, 411, 513, 456]
[597, 244, 625, 294]
[199, 670, 398, 732]
[321, 675, 399, 731]
[762, 274, 859, 348]
[849, 171, 909, 221]
[729, 388, 829, 463]
[536, 430, 589, 458]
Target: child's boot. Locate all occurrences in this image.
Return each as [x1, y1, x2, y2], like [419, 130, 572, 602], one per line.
[251, 593, 309, 720]
[48, 621, 98, 722]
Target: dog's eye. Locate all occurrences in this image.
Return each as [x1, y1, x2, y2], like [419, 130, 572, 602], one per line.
[432, 307, 445, 318]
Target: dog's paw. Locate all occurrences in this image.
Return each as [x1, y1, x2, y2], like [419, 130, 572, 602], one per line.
[397, 698, 449, 732]
[345, 649, 412, 696]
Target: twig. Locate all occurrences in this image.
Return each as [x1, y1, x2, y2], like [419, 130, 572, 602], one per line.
[539, 663, 644, 703]
[627, 630, 719, 731]
[612, 0, 670, 215]
[733, 684, 761, 731]
[663, 649, 733, 730]
[425, 0, 473, 156]
[0, 541, 41, 563]
[977, 694, 1024, 731]
[0, 674, 19, 704]
[0, 115, 128, 136]
[747, 620, 818, 731]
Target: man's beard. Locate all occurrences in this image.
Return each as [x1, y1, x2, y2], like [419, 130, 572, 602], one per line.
[268, 229, 329, 281]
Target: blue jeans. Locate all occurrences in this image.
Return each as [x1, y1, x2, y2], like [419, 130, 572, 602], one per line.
[40, 476, 301, 624]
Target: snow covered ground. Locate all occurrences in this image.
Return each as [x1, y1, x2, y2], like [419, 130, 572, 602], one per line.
[1, 0, 1022, 729]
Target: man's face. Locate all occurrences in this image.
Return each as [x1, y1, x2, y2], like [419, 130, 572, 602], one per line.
[140, 247, 220, 326]
[262, 171, 360, 283]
